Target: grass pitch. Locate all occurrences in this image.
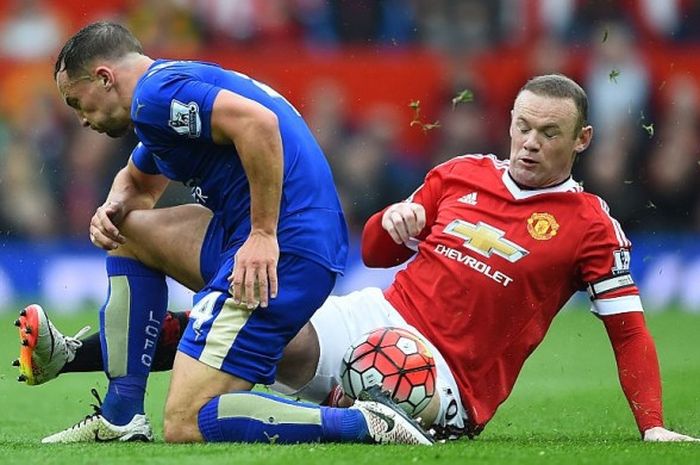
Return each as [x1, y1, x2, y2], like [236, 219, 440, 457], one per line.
[0, 307, 698, 465]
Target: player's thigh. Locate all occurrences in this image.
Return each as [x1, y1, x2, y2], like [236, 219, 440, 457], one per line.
[164, 351, 251, 442]
[115, 204, 212, 290]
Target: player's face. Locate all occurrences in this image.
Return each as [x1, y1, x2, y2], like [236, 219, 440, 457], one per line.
[56, 69, 132, 138]
[508, 91, 592, 188]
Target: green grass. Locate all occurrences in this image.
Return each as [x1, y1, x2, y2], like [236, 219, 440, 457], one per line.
[0, 308, 698, 465]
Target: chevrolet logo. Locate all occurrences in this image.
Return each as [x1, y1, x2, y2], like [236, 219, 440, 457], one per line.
[444, 220, 528, 262]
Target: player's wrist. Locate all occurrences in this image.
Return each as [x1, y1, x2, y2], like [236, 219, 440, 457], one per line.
[249, 227, 277, 238]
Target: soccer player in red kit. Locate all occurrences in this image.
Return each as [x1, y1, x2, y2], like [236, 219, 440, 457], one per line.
[16, 74, 698, 442]
[278, 73, 695, 442]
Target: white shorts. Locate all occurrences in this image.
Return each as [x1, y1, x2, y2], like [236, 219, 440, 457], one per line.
[272, 287, 469, 434]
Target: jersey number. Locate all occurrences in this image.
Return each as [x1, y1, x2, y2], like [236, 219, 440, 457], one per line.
[190, 291, 223, 334]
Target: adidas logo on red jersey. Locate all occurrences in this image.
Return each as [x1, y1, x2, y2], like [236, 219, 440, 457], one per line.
[458, 192, 478, 205]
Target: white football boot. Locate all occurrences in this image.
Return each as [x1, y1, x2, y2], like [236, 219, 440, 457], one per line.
[13, 304, 90, 385]
[41, 389, 153, 443]
[352, 386, 434, 445]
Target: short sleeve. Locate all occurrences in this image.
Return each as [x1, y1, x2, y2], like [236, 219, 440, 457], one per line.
[130, 142, 161, 175]
[577, 198, 642, 316]
[134, 71, 222, 144]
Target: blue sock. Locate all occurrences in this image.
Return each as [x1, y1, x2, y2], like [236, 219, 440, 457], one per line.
[99, 256, 167, 426]
[319, 406, 370, 442]
[102, 375, 147, 425]
[197, 391, 370, 443]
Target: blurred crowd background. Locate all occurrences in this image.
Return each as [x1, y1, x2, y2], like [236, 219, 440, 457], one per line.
[1, 0, 700, 311]
[0, 0, 699, 239]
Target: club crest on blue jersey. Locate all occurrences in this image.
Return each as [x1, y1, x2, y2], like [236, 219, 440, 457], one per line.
[169, 99, 201, 137]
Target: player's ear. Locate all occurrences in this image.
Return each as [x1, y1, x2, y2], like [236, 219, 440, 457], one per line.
[574, 125, 593, 153]
[94, 66, 114, 90]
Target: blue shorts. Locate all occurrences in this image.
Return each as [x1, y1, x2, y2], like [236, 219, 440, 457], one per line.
[178, 214, 337, 385]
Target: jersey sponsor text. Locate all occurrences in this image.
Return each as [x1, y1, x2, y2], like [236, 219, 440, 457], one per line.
[434, 243, 514, 287]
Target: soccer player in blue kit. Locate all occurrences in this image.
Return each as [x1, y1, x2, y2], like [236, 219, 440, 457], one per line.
[43, 21, 432, 445]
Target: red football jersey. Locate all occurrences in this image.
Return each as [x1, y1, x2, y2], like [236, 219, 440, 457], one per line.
[380, 155, 643, 429]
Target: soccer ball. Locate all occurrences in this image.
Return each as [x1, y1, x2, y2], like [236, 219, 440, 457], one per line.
[340, 327, 436, 416]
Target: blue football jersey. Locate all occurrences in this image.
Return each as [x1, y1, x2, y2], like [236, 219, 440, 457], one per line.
[130, 60, 347, 272]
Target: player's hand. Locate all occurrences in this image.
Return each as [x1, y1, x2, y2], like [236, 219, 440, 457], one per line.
[381, 202, 426, 245]
[229, 230, 279, 309]
[643, 426, 700, 442]
[89, 201, 127, 250]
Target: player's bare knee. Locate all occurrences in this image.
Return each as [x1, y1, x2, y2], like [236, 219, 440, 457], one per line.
[107, 240, 138, 259]
[163, 419, 199, 443]
[163, 405, 202, 443]
[118, 208, 146, 230]
[103, 209, 153, 260]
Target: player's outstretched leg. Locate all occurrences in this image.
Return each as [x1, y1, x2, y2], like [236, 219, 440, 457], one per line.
[195, 386, 434, 445]
[41, 389, 153, 443]
[14, 304, 90, 385]
[13, 310, 189, 381]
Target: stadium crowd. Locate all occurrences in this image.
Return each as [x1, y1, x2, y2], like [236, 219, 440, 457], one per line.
[0, 0, 699, 240]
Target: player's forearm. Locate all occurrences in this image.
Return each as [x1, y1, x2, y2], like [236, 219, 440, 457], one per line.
[237, 116, 283, 234]
[602, 312, 664, 433]
[106, 165, 164, 212]
[362, 208, 415, 267]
